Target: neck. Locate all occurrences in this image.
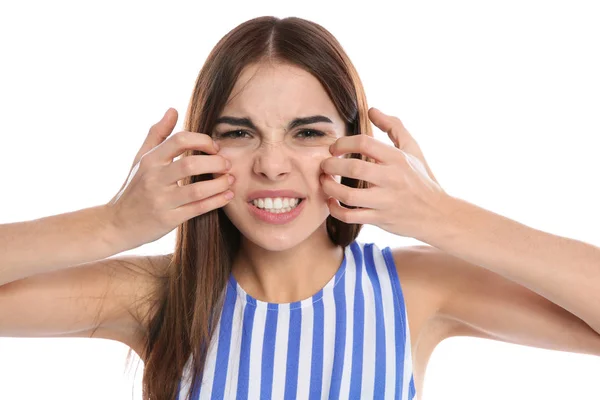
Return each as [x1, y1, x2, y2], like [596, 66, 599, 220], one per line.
[231, 223, 345, 303]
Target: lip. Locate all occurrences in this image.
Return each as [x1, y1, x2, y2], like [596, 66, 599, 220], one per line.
[246, 189, 306, 202]
[247, 197, 306, 225]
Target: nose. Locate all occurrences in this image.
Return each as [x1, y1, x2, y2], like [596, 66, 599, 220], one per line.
[252, 140, 292, 181]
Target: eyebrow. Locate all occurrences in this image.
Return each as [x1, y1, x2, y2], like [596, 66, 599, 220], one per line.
[214, 115, 334, 131]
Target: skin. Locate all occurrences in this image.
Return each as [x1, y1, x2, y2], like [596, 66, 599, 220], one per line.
[210, 61, 350, 304]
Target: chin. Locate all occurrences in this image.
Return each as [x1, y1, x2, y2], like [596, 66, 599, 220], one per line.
[244, 234, 306, 252]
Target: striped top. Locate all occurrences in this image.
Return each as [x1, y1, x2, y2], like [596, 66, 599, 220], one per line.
[176, 240, 417, 400]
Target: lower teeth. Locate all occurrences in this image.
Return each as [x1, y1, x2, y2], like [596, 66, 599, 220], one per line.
[263, 206, 295, 213]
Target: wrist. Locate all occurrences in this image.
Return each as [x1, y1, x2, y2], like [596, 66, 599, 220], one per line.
[98, 203, 131, 255]
[415, 192, 466, 246]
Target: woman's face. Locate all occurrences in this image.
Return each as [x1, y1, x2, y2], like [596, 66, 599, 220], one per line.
[211, 62, 347, 251]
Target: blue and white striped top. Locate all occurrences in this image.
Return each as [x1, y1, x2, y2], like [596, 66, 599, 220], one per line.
[176, 240, 417, 399]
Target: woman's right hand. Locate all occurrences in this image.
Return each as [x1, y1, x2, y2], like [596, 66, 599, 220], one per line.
[105, 108, 234, 250]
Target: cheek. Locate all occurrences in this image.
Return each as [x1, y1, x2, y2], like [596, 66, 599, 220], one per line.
[312, 152, 346, 184]
[211, 148, 246, 179]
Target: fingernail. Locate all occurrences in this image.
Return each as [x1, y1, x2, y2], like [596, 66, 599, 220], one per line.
[213, 141, 220, 151]
[228, 174, 235, 184]
[225, 159, 232, 169]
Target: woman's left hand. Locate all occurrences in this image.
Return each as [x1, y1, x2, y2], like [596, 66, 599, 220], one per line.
[320, 107, 449, 240]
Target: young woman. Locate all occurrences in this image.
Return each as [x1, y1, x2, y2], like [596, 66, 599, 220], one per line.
[1, 16, 600, 400]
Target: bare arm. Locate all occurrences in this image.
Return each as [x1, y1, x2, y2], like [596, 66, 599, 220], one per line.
[0, 205, 125, 287]
[402, 245, 600, 357]
[420, 195, 600, 335]
[0, 108, 231, 288]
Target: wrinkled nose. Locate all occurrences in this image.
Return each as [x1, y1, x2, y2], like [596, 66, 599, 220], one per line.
[252, 141, 292, 181]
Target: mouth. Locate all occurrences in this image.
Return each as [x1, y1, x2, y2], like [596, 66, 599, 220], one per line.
[246, 197, 306, 225]
[247, 197, 305, 213]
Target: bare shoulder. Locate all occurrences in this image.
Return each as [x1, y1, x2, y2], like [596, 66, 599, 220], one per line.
[388, 244, 470, 397]
[75, 252, 173, 360]
[390, 243, 600, 399]
[389, 244, 495, 340]
[117, 253, 172, 357]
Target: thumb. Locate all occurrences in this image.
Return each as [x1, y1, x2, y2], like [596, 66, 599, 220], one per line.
[133, 108, 178, 166]
[369, 107, 424, 161]
[370, 107, 441, 186]
[368, 107, 409, 149]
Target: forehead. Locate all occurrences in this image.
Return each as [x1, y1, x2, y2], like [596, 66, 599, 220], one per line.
[221, 62, 345, 129]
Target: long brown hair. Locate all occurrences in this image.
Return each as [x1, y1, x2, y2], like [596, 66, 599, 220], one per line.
[126, 16, 374, 400]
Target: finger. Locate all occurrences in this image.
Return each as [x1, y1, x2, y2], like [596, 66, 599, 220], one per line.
[161, 154, 231, 185]
[150, 130, 220, 166]
[327, 197, 376, 225]
[320, 157, 386, 186]
[329, 134, 398, 165]
[133, 108, 178, 166]
[169, 173, 233, 209]
[321, 174, 381, 209]
[173, 187, 234, 222]
[368, 107, 413, 150]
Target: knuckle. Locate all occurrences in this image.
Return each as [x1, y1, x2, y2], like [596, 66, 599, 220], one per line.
[174, 131, 189, 147]
[349, 161, 362, 177]
[398, 152, 410, 167]
[204, 135, 218, 152]
[140, 174, 155, 191]
[151, 196, 165, 213]
[138, 153, 151, 169]
[155, 209, 171, 227]
[194, 201, 210, 215]
[199, 132, 213, 144]
[337, 209, 350, 223]
[148, 123, 159, 135]
[358, 135, 370, 149]
[191, 184, 205, 199]
[341, 190, 354, 204]
[381, 173, 395, 187]
[390, 169, 404, 184]
[181, 157, 196, 175]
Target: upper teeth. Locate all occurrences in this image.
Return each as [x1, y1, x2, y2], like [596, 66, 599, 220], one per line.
[251, 197, 300, 210]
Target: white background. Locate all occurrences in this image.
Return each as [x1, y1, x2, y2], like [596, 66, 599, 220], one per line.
[1, 0, 599, 399]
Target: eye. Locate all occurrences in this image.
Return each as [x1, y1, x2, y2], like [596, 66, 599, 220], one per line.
[216, 129, 326, 140]
[296, 129, 326, 139]
[218, 130, 252, 139]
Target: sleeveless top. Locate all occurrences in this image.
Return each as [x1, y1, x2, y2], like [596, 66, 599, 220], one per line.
[176, 240, 417, 400]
